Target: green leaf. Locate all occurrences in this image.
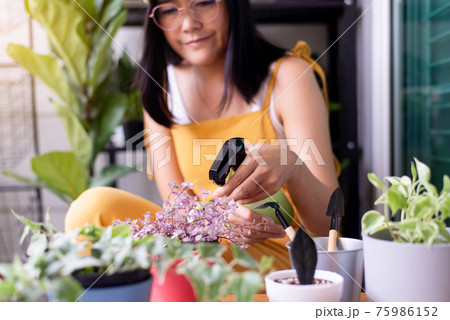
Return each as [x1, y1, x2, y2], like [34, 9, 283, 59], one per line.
[25, 0, 89, 85]
[374, 193, 386, 206]
[61, 256, 102, 276]
[411, 160, 417, 181]
[91, 92, 128, 159]
[368, 173, 385, 190]
[3, 170, 45, 189]
[2, 171, 72, 204]
[113, 52, 135, 92]
[386, 188, 407, 217]
[53, 102, 92, 166]
[226, 271, 262, 302]
[26, 234, 48, 258]
[31, 152, 89, 200]
[89, 9, 127, 93]
[195, 242, 226, 259]
[182, 260, 208, 301]
[183, 260, 226, 302]
[111, 224, 131, 238]
[391, 219, 417, 231]
[12, 211, 42, 244]
[438, 227, 450, 242]
[89, 165, 135, 188]
[440, 194, 450, 220]
[425, 222, 440, 246]
[385, 176, 400, 186]
[0, 281, 16, 302]
[423, 181, 439, 198]
[76, 0, 97, 18]
[414, 158, 431, 184]
[258, 255, 274, 275]
[43, 209, 60, 234]
[6, 44, 75, 106]
[411, 197, 434, 219]
[443, 175, 450, 193]
[370, 224, 390, 235]
[400, 175, 412, 188]
[230, 245, 257, 269]
[79, 224, 104, 242]
[361, 210, 384, 234]
[51, 276, 83, 302]
[98, 0, 125, 26]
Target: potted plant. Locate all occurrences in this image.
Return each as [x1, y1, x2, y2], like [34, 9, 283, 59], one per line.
[1, 182, 272, 302]
[5, 212, 154, 302]
[3, 0, 135, 204]
[0, 256, 50, 302]
[115, 181, 272, 302]
[265, 225, 344, 302]
[361, 158, 450, 302]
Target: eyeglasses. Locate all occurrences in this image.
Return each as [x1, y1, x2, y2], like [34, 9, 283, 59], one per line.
[149, 0, 221, 31]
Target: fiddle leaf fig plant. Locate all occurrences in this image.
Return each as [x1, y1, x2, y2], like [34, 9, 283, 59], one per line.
[3, 0, 135, 203]
[362, 158, 450, 246]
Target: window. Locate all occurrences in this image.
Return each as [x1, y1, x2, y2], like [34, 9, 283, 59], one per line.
[393, 0, 450, 189]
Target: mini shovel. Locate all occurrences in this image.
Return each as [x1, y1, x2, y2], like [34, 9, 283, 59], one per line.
[326, 187, 345, 251]
[256, 202, 295, 240]
[291, 225, 317, 285]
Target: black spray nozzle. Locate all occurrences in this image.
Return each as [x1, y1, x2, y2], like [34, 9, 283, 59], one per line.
[209, 137, 246, 186]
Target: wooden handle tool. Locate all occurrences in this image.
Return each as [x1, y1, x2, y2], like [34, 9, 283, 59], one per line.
[325, 188, 345, 251]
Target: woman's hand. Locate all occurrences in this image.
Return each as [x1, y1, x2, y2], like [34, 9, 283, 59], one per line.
[214, 143, 298, 204]
[230, 205, 285, 245]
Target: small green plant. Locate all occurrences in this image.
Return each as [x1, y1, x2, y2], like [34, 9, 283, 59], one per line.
[0, 256, 49, 302]
[0, 211, 155, 302]
[362, 158, 450, 246]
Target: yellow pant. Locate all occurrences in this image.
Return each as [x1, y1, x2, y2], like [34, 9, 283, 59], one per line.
[65, 187, 291, 270]
[65, 187, 162, 232]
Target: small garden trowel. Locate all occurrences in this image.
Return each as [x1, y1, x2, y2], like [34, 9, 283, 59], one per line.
[326, 187, 345, 251]
[291, 225, 317, 285]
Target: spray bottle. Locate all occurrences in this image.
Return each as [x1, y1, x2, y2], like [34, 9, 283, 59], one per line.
[209, 137, 294, 225]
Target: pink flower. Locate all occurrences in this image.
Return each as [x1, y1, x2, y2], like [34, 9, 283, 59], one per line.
[114, 181, 268, 248]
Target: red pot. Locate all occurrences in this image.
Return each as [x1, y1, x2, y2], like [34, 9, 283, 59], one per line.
[149, 264, 197, 302]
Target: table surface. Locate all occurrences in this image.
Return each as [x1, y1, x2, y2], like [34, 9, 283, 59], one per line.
[221, 293, 368, 302]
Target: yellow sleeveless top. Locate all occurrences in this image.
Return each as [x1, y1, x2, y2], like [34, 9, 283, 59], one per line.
[169, 55, 290, 270]
[169, 41, 338, 270]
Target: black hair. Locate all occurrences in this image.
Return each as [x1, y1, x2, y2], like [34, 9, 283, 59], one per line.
[139, 0, 285, 128]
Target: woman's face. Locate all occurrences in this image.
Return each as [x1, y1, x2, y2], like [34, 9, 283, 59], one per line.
[158, 0, 229, 66]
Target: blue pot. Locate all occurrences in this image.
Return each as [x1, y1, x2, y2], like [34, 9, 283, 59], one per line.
[50, 269, 153, 302]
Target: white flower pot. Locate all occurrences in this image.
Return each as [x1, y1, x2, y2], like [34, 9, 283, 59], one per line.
[363, 230, 450, 302]
[287, 237, 364, 302]
[265, 269, 344, 302]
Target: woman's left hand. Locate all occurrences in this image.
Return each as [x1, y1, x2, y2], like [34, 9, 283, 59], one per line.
[214, 143, 298, 204]
[230, 205, 286, 245]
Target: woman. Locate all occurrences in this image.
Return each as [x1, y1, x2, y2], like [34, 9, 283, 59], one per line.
[66, 0, 339, 270]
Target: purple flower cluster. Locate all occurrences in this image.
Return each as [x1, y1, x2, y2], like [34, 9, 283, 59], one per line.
[115, 181, 264, 247]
